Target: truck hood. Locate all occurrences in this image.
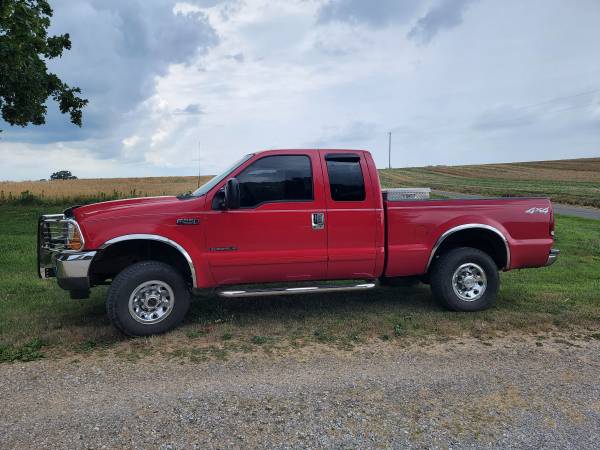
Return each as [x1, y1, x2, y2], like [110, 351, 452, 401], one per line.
[71, 196, 190, 222]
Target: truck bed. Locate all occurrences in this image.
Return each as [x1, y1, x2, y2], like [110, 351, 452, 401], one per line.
[383, 197, 555, 277]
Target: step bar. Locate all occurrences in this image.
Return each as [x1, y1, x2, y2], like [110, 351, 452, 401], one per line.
[218, 282, 376, 298]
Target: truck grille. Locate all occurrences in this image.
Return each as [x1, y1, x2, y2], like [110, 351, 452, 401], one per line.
[38, 214, 84, 278]
[39, 214, 70, 251]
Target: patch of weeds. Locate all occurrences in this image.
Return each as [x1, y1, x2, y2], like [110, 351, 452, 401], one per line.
[77, 339, 98, 352]
[222, 332, 233, 341]
[394, 323, 405, 337]
[186, 329, 208, 339]
[74, 338, 112, 354]
[393, 315, 418, 337]
[251, 335, 269, 345]
[313, 329, 335, 343]
[379, 334, 391, 341]
[0, 338, 45, 363]
[589, 332, 600, 340]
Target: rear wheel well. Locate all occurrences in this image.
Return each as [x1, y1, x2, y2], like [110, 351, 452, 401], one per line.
[89, 240, 193, 287]
[429, 228, 508, 271]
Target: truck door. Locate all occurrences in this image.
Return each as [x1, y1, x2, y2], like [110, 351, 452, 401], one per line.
[204, 152, 328, 285]
[321, 151, 380, 279]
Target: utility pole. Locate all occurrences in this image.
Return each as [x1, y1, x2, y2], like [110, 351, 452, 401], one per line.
[388, 131, 392, 169]
[197, 141, 202, 187]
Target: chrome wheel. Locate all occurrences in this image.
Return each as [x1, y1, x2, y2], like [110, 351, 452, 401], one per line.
[128, 280, 175, 324]
[452, 263, 487, 302]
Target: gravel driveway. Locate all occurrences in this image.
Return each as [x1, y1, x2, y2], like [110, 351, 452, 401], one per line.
[1, 336, 599, 449]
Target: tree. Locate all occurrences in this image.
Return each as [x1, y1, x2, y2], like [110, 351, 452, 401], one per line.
[50, 170, 77, 180]
[0, 0, 88, 131]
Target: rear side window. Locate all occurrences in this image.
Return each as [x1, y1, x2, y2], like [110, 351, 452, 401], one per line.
[237, 155, 313, 208]
[326, 157, 366, 201]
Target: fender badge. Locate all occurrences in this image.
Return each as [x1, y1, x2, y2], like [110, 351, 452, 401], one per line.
[176, 218, 200, 225]
[525, 207, 549, 215]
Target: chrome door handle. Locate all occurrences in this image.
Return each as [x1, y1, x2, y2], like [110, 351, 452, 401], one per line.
[311, 212, 325, 230]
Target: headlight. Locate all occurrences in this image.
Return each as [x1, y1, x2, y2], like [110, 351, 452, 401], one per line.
[65, 221, 84, 251]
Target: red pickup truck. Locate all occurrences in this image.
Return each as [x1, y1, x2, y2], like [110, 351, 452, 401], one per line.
[38, 149, 559, 336]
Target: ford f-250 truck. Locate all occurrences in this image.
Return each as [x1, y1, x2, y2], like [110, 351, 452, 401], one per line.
[38, 149, 559, 336]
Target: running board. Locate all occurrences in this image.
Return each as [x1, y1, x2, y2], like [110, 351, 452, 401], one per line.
[218, 282, 376, 298]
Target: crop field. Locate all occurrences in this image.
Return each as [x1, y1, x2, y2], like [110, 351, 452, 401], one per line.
[1, 157, 599, 207]
[380, 157, 600, 208]
[0, 175, 212, 205]
[1, 204, 599, 363]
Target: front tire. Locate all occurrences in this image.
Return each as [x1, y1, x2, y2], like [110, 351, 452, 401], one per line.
[430, 247, 499, 312]
[106, 261, 191, 336]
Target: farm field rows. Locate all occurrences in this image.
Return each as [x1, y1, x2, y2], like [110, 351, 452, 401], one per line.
[380, 157, 600, 208]
[1, 157, 599, 207]
[1, 204, 599, 362]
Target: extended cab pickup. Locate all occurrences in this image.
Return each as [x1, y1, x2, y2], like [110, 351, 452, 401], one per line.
[38, 149, 559, 336]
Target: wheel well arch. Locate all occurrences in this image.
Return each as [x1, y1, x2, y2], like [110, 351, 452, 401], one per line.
[426, 224, 510, 271]
[89, 235, 197, 287]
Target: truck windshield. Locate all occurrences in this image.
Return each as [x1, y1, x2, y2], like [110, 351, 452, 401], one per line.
[191, 154, 253, 197]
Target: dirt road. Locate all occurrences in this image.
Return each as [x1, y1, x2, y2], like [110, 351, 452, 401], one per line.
[1, 336, 599, 449]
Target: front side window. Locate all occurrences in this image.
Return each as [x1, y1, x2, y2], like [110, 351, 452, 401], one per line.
[326, 157, 366, 201]
[237, 155, 313, 208]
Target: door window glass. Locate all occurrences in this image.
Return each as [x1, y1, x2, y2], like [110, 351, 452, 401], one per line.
[237, 155, 313, 207]
[326, 158, 366, 201]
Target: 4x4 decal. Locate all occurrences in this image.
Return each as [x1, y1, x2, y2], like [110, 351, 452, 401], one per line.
[525, 207, 549, 214]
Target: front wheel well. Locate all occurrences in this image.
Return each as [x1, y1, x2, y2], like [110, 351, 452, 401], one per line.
[89, 240, 193, 287]
[429, 228, 509, 271]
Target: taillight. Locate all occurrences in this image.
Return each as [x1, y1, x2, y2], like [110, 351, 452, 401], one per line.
[549, 206, 555, 237]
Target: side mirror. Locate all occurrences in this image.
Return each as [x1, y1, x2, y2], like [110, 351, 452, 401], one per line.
[224, 178, 240, 209]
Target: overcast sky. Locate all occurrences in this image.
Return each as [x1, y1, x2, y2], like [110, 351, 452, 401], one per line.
[1, 0, 600, 180]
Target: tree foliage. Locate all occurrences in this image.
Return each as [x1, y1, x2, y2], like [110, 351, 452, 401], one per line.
[50, 170, 76, 180]
[0, 0, 88, 130]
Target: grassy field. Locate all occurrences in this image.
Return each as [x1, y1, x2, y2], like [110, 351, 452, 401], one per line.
[1, 204, 599, 363]
[1, 157, 598, 207]
[380, 157, 600, 208]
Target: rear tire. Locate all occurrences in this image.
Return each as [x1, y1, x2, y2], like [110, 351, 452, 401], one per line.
[106, 261, 191, 336]
[430, 247, 499, 312]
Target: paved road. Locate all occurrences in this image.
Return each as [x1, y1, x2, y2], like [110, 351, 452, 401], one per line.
[433, 190, 600, 220]
[1, 336, 599, 449]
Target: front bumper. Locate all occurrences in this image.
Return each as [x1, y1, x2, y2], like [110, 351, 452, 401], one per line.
[55, 251, 97, 290]
[545, 248, 560, 266]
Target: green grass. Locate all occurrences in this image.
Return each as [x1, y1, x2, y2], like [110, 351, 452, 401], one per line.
[0, 204, 599, 362]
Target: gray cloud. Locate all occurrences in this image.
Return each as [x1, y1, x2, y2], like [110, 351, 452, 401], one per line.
[408, 0, 476, 44]
[173, 104, 205, 115]
[1, 0, 217, 154]
[317, 0, 421, 27]
[472, 105, 537, 131]
[312, 121, 377, 146]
